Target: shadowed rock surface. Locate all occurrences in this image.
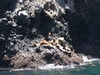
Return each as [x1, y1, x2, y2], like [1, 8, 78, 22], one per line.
[0, 0, 100, 69]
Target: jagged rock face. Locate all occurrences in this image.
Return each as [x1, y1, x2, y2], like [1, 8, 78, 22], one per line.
[0, 0, 83, 69]
[0, 0, 100, 69]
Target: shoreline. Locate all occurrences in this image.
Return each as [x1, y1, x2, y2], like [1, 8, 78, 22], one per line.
[0, 55, 99, 72]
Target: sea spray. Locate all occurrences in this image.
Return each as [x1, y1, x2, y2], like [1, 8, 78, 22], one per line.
[79, 55, 100, 66]
[82, 55, 99, 63]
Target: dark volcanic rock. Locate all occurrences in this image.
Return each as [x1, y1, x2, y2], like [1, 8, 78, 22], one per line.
[0, 0, 100, 69]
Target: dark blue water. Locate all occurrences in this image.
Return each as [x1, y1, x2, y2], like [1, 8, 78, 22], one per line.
[0, 61, 100, 75]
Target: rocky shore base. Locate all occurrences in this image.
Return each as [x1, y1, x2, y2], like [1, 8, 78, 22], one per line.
[5, 37, 82, 69]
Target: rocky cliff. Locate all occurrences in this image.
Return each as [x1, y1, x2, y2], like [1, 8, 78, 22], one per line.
[0, 0, 100, 69]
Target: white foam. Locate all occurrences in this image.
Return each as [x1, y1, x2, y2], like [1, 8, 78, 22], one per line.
[39, 63, 75, 70]
[10, 64, 75, 71]
[10, 68, 34, 71]
[82, 55, 99, 63]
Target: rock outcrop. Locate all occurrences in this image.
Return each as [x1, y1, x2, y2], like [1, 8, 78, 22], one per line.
[0, 0, 100, 69]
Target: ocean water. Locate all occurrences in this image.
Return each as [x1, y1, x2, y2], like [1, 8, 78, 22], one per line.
[0, 61, 100, 75]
